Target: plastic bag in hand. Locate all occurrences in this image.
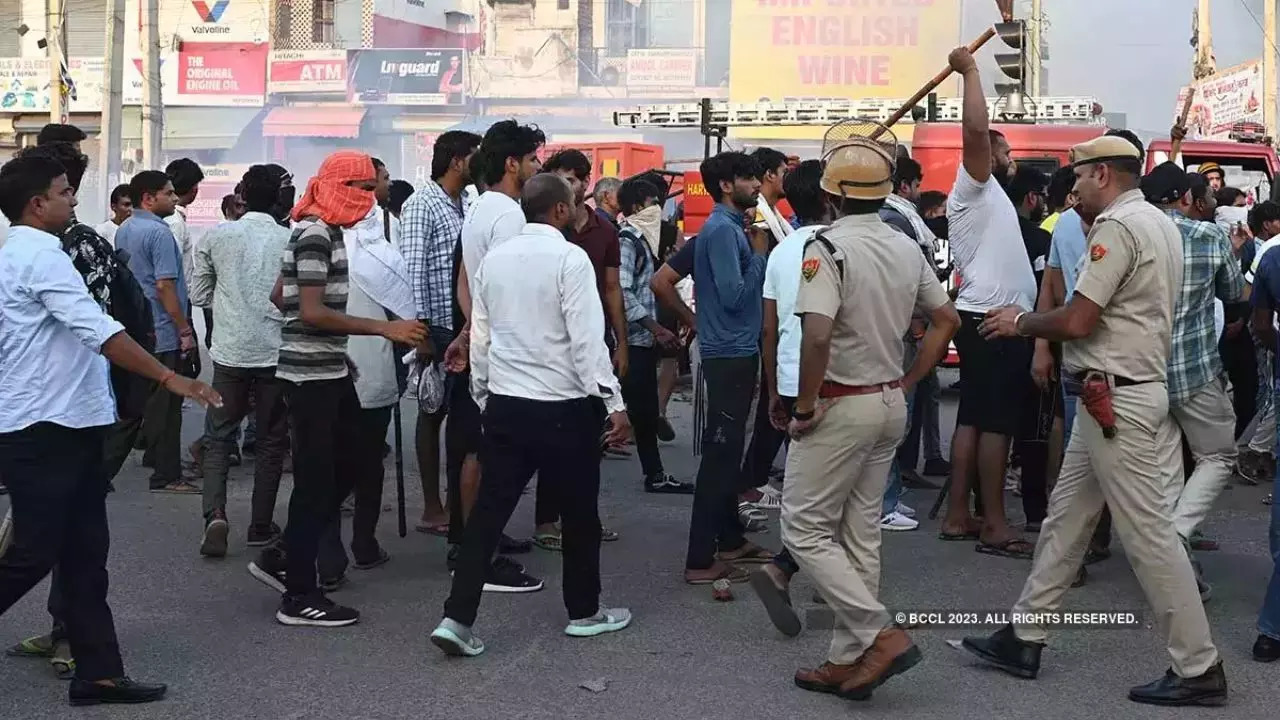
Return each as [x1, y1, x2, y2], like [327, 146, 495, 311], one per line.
[417, 361, 446, 416]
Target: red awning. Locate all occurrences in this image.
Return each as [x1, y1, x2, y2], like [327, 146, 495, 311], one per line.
[263, 107, 366, 139]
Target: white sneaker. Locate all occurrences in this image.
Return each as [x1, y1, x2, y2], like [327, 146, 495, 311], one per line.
[756, 485, 783, 511]
[879, 511, 919, 531]
[895, 501, 916, 519]
[564, 607, 633, 637]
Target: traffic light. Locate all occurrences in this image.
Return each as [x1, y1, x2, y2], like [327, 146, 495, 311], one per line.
[994, 20, 1027, 97]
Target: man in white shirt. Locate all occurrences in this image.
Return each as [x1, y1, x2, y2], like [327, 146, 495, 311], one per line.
[431, 173, 632, 657]
[164, 159, 203, 286]
[938, 48, 1038, 559]
[441, 119, 548, 592]
[95, 184, 132, 247]
[0, 153, 219, 705]
[188, 166, 294, 557]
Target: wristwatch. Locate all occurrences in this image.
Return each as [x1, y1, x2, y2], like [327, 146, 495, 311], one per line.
[792, 408, 815, 422]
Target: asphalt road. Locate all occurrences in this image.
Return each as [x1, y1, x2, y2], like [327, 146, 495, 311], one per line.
[1, 371, 1277, 719]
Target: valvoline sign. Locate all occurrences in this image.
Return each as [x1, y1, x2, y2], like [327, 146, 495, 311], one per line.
[191, 0, 233, 34]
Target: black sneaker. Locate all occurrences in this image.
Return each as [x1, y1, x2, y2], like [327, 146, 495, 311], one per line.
[199, 510, 229, 558]
[656, 416, 676, 442]
[248, 551, 287, 594]
[319, 574, 347, 593]
[484, 556, 543, 593]
[645, 473, 695, 495]
[246, 522, 281, 547]
[68, 676, 167, 706]
[276, 593, 359, 628]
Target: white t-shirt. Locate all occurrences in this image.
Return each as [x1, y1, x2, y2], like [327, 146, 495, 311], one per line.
[946, 166, 1037, 313]
[461, 190, 526, 294]
[95, 220, 120, 247]
[763, 225, 823, 397]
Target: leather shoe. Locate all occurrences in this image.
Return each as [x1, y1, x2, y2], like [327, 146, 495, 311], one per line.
[838, 626, 922, 700]
[795, 661, 860, 694]
[1254, 634, 1280, 662]
[1128, 662, 1227, 706]
[69, 677, 167, 706]
[961, 624, 1042, 679]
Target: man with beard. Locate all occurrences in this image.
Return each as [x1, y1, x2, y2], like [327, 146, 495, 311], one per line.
[440, 120, 547, 592]
[937, 47, 1038, 559]
[189, 165, 295, 557]
[400, 130, 482, 537]
[684, 151, 775, 586]
[1005, 165, 1056, 533]
[430, 174, 632, 656]
[970, 135, 1225, 707]
[617, 176, 688, 494]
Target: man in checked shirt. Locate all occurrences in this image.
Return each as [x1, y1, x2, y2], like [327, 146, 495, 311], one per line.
[398, 130, 482, 536]
[1141, 162, 1247, 601]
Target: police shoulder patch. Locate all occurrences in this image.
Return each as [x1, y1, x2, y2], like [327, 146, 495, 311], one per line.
[1089, 244, 1108, 262]
[801, 257, 820, 282]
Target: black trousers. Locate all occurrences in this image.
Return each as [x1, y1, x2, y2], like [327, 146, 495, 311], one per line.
[1221, 327, 1259, 440]
[202, 363, 289, 526]
[281, 377, 362, 597]
[739, 359, 787, 493]
[102, 350, 182, 487]
[318, 405, 395, 574]
[445, 370, 483, 546]
[0, 423, 123, 680]
[445, 395, 603, 626]
[620, 344, 664, 478]
[686, 355, 755, 570]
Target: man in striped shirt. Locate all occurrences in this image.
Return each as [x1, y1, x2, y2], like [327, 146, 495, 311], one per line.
[248, 152, 426, 628]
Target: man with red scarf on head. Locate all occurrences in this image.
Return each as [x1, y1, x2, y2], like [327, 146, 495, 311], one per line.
[248, 152, 427, 627]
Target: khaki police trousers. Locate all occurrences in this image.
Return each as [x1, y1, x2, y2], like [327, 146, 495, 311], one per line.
[1012, 383, 1220, 678]
[781, 389, 906, 664]
[1167, 379, 1237, 539]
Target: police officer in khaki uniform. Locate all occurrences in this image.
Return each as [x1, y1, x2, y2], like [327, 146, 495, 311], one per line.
[784, 121, 959, 700]
[964, 136, 1226, 707]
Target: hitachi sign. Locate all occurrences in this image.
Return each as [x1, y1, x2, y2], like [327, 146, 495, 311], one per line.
[381, 60, 440, 77]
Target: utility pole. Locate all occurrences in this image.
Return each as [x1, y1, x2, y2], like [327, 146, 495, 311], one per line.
[46, 0, 66, 124]
[98, 0, 125, 195]
[1193, 0, 1217, 80]
[1028, 0, 1043, 97]
[1264, 0, 1277, 140]
[141, 0, 163, 168]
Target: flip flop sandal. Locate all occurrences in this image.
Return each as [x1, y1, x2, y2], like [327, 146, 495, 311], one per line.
[6, 635, 54, 658]
[975, 539, 1034, 559]
[1189, 536, 1220, 552]
[414, 522, 450, 537]
[685, 565, 750, 585]
[1264, 493, 1273, 505]
[717, 545, 775, 564]
[353, 549, 391, 570]
[601, 527, 620, 542]
[51, 657, 75, 680]
[938, 530, 980, 541]
[533, 533, 563, 552]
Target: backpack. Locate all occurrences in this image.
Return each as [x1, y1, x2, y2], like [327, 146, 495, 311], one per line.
[63, 222, 156, 418]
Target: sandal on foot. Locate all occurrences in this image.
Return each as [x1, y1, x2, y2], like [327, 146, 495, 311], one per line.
[938, 529, 980, 541]
[6, 635, 54, 658]
[1083, 547, 1111, 565]
[685, 564, 750, 585]
[150, 479, 200, 494]
[414, 521, 450, 537]
[716, 543, 775, 564]
[533, 533, 563, 552]
[975, 538, 1034, 559]
[601, 527, 619, 542]
[353, 548, 391, 570]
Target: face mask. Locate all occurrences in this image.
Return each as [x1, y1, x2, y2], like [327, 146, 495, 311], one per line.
[627, 205, 663, 257]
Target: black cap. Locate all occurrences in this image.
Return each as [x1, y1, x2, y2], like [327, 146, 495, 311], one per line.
[1141, 161, 1190, 205]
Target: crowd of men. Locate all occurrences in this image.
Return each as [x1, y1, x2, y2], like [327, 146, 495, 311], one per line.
[0, 43, 1278, 709]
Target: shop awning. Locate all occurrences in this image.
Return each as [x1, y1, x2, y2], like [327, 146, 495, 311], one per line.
[263, 106, 366, 138]
[121, 107, 261, 151]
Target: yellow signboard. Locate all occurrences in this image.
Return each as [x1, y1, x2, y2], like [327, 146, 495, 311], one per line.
[729, 0, 962, 140]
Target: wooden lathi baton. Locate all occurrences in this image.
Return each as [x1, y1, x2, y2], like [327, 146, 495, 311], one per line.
[873, 27, 999, 138]
[1171, 87, 1196, 161]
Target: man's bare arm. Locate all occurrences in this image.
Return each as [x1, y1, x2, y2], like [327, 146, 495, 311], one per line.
[155, 278, 190, 334]
[952, 48, 991, 184]
[651, 264, 695, 328]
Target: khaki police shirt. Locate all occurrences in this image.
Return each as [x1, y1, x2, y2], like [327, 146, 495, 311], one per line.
[1064, 189, 1183, 383]
[794, 214, 951, 387]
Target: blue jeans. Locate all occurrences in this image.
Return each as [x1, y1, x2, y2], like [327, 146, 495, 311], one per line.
[1061, 374, 1081, 447]
[882, 382, 918, 516]
[1258, 423, 1280, 641]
